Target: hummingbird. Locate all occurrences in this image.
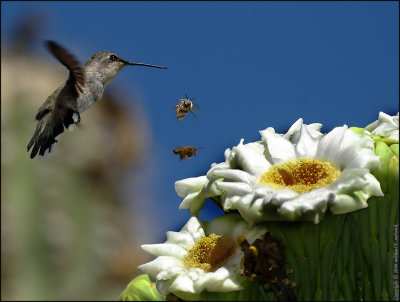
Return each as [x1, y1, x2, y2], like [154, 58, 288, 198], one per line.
[27, 40, 167, 159]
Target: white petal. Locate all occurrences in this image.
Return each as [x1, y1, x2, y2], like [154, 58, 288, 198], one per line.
[175, 176, 208, 198]
[284, 118, 304, 141]
[315, 126, 347, 162]
[187, 268, 203, 282]
[230, 140, 271, 176]
[210, 161, 230, 170]
[206, 213, 267, 244]
[253, 185, 275, 197]
[330, 193, 368, 214]
[205, 214, 241, 236]
[222, 194, 241, 210]
[194, 267, 241, 292]
[207, 162, 230, 180]
[365, 112, 399, 133]
[331, 168, 383, 197]
[200, 179, 224, 197]
[166, 231, 195, 247]
[334, 142, 380, 170]
[156, 279, 173, 296]
[169, 273, 196, 293]
[261, 129, 296, 163]
[330, 170, 367, 192]
[177, 176, 222, 215]
[285, 119, 323, 144]
[179, 192, 200, 209]
[224, 148, 233, 161]
[383, 129, 399, 140]
[215, 181, 252, 195]
[362, 173, 384, 197]
[343, 127, 373, 149]
[138, 256, 182, 280]
[220, 277, 243, 291]
[179, 192, 205, 214]
[306, 123, 324, 139]
[278, 188, 335, 223]
[157, 266, 186, 280]
[209, 168, 256, 185]
[270, 189, 299, 206]
[317, 126, 380, 171]
[182, 217, 206, 242]
[229, 193, 265, 224]
[141, 243, 187, 259]
[294, 124, 319, 158]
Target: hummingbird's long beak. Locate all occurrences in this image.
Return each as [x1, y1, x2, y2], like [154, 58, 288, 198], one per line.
[120, 58, 167, 69]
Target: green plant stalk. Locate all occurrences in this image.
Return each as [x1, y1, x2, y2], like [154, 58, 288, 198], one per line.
[344, 140, 399, 301]
[261, 214, 346, 301]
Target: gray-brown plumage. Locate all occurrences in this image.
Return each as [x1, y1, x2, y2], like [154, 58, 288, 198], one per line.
[27, 40, 166, 159]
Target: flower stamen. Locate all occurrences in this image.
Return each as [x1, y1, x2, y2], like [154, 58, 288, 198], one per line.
[259, 158, 340, 193]
[238, 232, 296, 300]
[183, 234, 236, 272]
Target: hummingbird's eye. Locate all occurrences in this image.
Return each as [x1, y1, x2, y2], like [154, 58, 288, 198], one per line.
[109, 55, 118, 62]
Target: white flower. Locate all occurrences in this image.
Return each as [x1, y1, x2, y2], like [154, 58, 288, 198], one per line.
[365, 111, 399, 141]
[175, 118, 383, 224]
[138, 215, 266, 300]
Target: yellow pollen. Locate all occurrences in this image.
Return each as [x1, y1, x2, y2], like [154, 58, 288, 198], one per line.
[249, 246, 258, 256]
[258, 158, 340, 194]
[237, 235, 246, 246]
[183, 234, 236, 272]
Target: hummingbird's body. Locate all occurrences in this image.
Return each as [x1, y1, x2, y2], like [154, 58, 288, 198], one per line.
[27, 41, 166, 158]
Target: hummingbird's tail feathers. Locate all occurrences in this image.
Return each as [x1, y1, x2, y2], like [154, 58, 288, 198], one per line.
[27, 120, 60, 159]
[27, 108, 80, 159]
[37, 144, 55, 160]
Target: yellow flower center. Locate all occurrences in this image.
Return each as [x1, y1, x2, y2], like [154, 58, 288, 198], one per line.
[183, 234, 236, 272]
[258, 158, 340, 194]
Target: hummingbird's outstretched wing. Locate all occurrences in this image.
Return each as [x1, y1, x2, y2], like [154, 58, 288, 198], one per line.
[27, 41, 84, 159]
[45, 40, 85, 96]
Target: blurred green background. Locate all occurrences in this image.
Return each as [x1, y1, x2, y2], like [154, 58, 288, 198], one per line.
[1, 11, 158, 300]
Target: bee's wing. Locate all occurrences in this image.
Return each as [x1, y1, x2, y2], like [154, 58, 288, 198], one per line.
[189, 102, 199, 120]
[191, 102, 200, 112]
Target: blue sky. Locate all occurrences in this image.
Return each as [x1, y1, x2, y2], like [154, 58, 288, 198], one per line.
[2, 1, 399, 241]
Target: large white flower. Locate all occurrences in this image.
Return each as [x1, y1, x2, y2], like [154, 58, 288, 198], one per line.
[365, 111, 399, 141]
[176, 118, 383, 224]
[138, 215, 266, 300]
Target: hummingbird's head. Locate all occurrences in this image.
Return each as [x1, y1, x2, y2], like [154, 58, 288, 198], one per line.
[85, 51, 167, 85]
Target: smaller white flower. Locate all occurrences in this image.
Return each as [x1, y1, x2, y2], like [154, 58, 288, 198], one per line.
[138, 215, 266, 300]
[365, 111, 399, 141]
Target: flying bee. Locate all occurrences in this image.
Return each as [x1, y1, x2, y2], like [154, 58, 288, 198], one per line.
[173, 146, 198, 161]
[175, 94, 199, 120]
